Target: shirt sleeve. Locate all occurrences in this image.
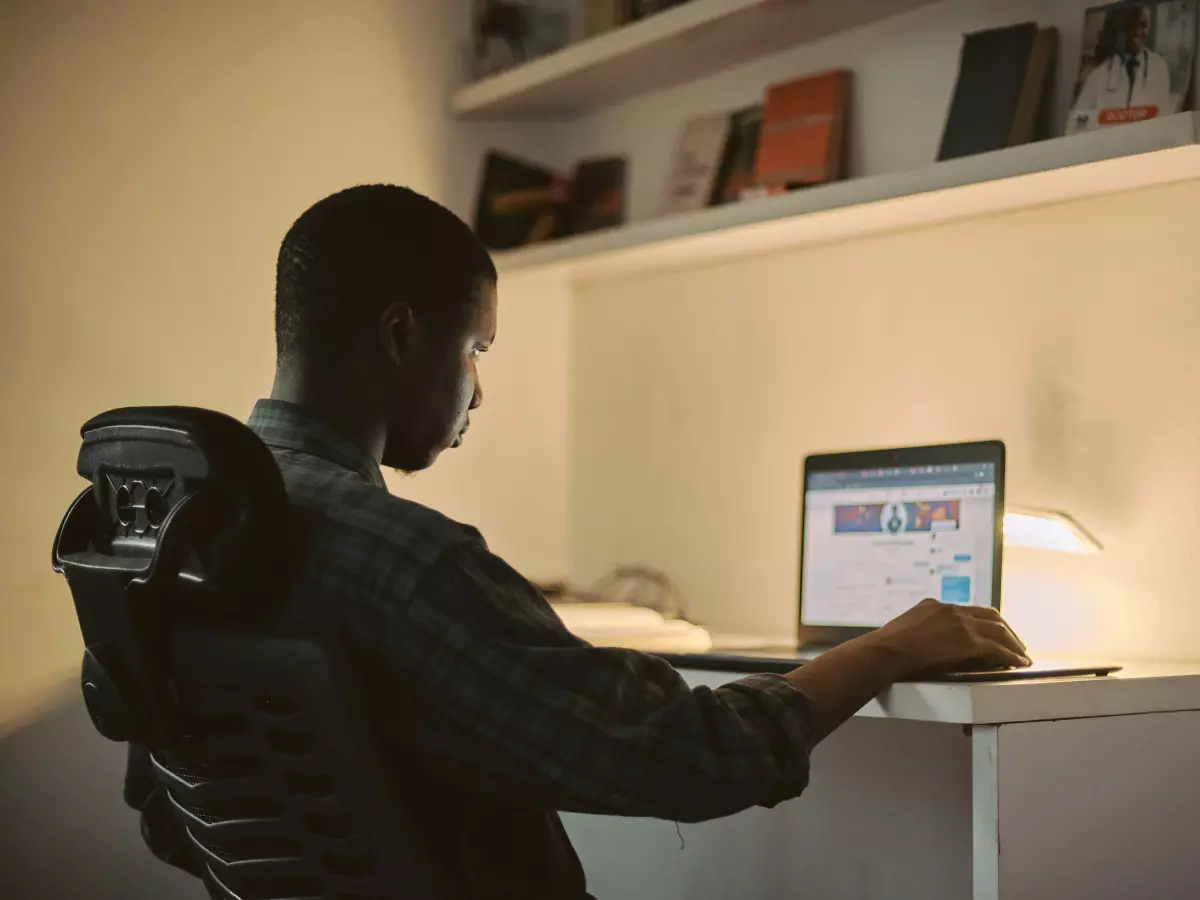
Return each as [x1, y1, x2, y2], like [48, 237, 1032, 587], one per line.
[364, 540, 815, 823]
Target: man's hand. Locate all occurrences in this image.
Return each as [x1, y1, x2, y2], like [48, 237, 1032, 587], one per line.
[868, 598, 1030, 681]
[787, 600, 1029, 741]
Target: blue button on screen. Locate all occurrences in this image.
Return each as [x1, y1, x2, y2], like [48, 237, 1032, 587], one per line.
[941, 575, 971, 605]
[953, 554, 972, 562]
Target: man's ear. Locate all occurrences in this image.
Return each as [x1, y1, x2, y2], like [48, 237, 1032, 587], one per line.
[378, 301, 416, 366]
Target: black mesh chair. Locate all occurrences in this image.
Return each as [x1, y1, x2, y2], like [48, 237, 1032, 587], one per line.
[51, 407, 446, 900]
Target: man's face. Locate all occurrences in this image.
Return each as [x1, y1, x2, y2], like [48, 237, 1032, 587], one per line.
[1126, 7, 1150, 54]
[380, 279, 497, 472]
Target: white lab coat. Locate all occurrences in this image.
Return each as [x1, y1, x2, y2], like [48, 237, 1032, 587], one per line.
[1074, 49, 1174, 114]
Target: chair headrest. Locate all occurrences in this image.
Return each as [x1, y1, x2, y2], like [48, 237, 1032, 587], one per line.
[69, 406, 289, 607]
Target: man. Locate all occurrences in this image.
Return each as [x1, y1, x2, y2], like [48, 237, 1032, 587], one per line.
[1073, 4, 1173, 120]
[130, 185, 1028, 899]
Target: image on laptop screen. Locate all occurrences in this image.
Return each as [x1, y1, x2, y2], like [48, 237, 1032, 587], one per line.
[801, 462, 998, 628]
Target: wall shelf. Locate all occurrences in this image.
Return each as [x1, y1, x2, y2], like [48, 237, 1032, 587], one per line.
[495, 113, 1200, 284]
[454, 0, 934, 119]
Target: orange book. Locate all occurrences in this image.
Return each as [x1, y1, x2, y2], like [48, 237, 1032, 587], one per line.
[754, 69, 851, 189]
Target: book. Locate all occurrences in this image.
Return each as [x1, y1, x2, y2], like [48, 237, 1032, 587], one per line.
[584, 0, 622, 37]
[628, 0, 690, 21]
[660, 113, 733, 215]
[568, 156, 628, 235]
[473, 151, 571, 250]
[938, 23, 1057, 160]
[710, 105, 763, 205]
[1065, 1, 1198, 135]
[754, 69, 852, 190]
[550, 601, 713, 652]
[585, 0, 613, 37]
[1010, 27, 1058, 147]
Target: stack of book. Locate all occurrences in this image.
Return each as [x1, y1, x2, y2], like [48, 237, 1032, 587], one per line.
[473, 152, 628, 250]
[472, 66, 854, 250]
[661, 68, 852, 215]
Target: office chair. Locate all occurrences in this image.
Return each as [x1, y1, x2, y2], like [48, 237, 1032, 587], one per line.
[52, 407, 446, 900]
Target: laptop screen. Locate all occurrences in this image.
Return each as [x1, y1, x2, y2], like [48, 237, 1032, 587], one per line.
[801, 462, 998, 628]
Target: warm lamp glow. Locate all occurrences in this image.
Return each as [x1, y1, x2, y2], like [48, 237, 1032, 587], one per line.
[1004, 509, 1101, 555]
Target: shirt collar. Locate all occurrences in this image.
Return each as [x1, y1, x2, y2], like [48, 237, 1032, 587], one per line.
[248, 399, 386, 488]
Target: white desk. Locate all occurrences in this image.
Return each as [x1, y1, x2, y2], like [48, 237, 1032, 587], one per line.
[563, 663, 1200, 899]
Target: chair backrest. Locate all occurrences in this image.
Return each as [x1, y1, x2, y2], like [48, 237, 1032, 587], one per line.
[52, 406, 446, 900]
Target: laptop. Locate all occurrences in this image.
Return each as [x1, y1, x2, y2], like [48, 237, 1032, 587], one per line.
[706, 441, 1119, 681]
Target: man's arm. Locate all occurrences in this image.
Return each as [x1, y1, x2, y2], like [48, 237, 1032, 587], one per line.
[787, 599, 1029, 741]
[363, 542, 1026, 823]
[364, 541, 814, 823]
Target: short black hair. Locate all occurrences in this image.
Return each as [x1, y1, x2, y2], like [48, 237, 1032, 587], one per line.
[275, 184, 496, 367]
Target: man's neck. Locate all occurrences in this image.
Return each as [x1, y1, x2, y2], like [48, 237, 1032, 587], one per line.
[270, 366, 387, 463]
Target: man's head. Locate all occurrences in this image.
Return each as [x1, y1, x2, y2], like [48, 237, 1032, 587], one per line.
[1125, 5, 1151, 55]
[275, 185, 497, 472]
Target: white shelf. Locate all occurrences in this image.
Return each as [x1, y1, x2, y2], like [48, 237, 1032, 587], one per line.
[454, 0, 934, 119]
[496, 113, 1200, 284]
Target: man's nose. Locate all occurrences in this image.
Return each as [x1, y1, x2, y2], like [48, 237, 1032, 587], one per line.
[470, 379, 483, 410]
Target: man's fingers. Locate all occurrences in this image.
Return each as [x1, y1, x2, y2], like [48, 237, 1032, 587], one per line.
[963, 605, 1002, 619]
[948, 640, 1029, 673]
[962, 606, 1027, 651]
[980, 641, 1031, 669]
[972, 619, 1027, 655]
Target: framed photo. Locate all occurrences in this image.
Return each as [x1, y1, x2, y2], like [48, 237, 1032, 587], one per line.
[468, 1, 577, 81]
[1066, 1, 1198, 134]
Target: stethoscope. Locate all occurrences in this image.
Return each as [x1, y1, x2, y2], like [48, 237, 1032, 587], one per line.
[1102, 49, 1150, 105]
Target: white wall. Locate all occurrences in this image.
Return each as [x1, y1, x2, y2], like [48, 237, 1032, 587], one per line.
[391, 269, 573, 580]
[569, 178, 1200, 660]
[0, 0, 571, 729]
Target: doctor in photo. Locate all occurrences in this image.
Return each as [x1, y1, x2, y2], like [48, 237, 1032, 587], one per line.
[1074, 4, 1173, 115]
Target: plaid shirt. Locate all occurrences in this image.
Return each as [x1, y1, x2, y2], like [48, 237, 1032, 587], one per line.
[131, 399, 816, 899]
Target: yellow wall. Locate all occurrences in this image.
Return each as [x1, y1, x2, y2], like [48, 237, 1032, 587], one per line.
[0, 0, 570, 731]
[570, 180, 1200, 661]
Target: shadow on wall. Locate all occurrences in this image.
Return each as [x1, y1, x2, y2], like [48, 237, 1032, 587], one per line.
[0, 684, 206, 900]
